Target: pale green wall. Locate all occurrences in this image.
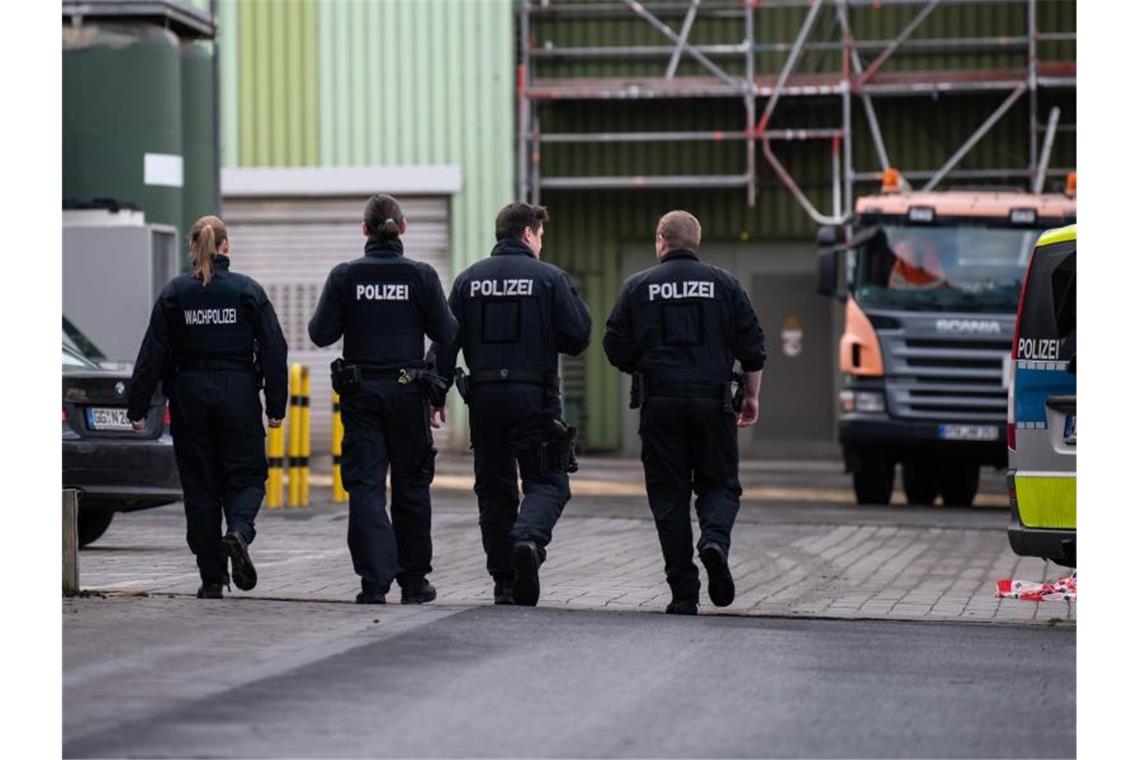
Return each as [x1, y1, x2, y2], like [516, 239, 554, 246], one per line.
[208, 0, 515, 277]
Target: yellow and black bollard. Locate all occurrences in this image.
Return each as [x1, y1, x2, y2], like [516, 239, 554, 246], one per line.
[265, 419, 285, 508]
[287, 363, 311, 508]
[300, 365, 311, 506]
[331, 391, 348, 503]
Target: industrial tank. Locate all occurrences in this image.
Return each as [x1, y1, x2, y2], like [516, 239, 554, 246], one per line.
[180, 40, 218, 240]
[63, 22, 184, 239]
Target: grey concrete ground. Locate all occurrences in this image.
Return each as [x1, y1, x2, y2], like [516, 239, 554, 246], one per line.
[76, 457, 1074, 624]
[65, 456, 1076, 758]
[64, 600, 1075, 758]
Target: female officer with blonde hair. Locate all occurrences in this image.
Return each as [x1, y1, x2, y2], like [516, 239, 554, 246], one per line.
[127, 215, 288, 599]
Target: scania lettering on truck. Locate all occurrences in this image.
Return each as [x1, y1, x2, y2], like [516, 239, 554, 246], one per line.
[817, 171, 1076, 506]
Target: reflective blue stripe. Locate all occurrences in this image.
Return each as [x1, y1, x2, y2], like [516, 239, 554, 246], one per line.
[1014, 366, 1076, 425]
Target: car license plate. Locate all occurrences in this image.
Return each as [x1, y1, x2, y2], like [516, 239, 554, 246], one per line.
[87, 407, 132, 431]
[938, 424, 999, 441]
[1063, 414, 1076, 445]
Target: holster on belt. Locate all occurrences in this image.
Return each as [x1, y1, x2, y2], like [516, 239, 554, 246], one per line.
[729, 370, 746, 414]
[398, 367, 449, 408]
[330, 358, 362, 396]
[509, 415, 579, 474]
[629, 371, 647, 409]
[454, 367, 472, 404]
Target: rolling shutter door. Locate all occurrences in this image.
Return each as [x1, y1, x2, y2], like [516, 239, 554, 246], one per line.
[222, 195, 451, 456]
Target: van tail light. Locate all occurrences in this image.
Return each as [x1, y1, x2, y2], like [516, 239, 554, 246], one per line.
[163, 403, 171, 428]
[1007, 246, 1038, 453]
[62, 407, 68, 424]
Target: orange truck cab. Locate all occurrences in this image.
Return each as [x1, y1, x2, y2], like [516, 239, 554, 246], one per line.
[817, 178, 1076, 506]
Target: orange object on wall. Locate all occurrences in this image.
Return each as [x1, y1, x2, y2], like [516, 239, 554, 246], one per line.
[839, 298, 884, 376]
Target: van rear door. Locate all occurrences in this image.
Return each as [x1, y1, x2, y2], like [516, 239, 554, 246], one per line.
[1010, 232, 1076, 532]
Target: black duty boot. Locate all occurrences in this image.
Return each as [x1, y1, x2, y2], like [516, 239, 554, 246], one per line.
[493, 579, 514, 606]
[222, 532, 257, 591]
[699, 543, 735, 608]
[665, 597, 699, 615]
[511, 541, 541, 607]
[197, 580, 226, 599]
[355, 591, 387, 604]
[400, 578, 437, 605]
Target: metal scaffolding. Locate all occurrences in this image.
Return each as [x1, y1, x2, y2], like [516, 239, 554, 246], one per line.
[517, 0, 1076, 221]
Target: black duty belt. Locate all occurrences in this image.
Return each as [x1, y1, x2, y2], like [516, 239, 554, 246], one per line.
[645, 382, 725, 400]
[176, 358, 255, 373]
[358, 367, 406, 380]
[470, 369, 560, 388]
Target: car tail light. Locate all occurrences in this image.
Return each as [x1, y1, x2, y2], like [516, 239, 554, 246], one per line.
[163, 403, 171, 428]
[62, 407, 68, 423]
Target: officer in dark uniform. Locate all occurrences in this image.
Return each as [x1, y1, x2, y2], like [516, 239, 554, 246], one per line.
[309, 194, 458, 605]
[127, 215, 288, 599]
[603, 210, 766, 615]
[430, 202, 591, 606]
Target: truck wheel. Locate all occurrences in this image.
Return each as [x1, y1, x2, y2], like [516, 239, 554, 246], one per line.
[78, 510, 115, 548]
[853, 451, 895, 505]
[938, 461, 980, 507]
[902, 459, 939, 505]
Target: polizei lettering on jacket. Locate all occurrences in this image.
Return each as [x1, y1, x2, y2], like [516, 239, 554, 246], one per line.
[356, 283, 410, 301]
[647, 281, 715, 301]
[184, 308, 238, 325]
[1017, 338, 1061, 360]
[469, 278, 534, 297]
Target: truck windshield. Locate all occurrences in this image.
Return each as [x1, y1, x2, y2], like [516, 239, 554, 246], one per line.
[853, 224, 1041, 312]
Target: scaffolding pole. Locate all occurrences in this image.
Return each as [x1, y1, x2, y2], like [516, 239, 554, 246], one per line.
[622, 0, 737, 86]
[755, 0, 825, 134]
[922, 82, 1029, 191]
[838, 2, 891, 172]
[664, 0, 700, 79]
[744, 1, 756, 206]
[856, 0, 942, 88]
[1027, 0, 1039, 175]
[517, 0, 530, 202]
[1034, 106, 1061, 194]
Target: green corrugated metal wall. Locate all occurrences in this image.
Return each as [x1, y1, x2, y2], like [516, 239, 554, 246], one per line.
[209, 0, 514, 274]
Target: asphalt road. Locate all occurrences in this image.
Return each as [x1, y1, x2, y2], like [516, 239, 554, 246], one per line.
[64, 602, 1074, 759]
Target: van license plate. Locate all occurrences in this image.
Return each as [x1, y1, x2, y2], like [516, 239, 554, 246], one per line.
[1063, 414, 1076, 445]
[938, 425, 999, 441]
[87, 407, 132, 431]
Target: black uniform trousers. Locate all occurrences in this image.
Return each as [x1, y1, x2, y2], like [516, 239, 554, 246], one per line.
[469, 383, 570, 581]
[340, 379, 436, 596]
[639, 395, 742, 600]
[169, 370, 267, 584]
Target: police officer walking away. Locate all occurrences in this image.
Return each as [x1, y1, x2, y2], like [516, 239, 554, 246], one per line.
[431, 203, 591, 606]
[127, 215, 288, 599]
[603, 211, 766, 615]
[309, 194, 458, 605]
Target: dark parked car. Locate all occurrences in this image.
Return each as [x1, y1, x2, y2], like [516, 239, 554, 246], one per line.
[62, 343, 182, 546]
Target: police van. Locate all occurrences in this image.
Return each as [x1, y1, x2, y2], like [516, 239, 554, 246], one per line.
[1007, 225, 1076, 567]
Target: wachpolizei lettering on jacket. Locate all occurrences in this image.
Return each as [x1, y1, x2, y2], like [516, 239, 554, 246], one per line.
[184, 308, 238, 325]
[647, 281, 715, 301]
[356, 283, 410, 301]
[469, 278, 534, 298]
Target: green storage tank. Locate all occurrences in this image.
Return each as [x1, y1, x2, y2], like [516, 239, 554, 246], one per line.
[63, 22, 183, 238]
[180, 40, 218, 242]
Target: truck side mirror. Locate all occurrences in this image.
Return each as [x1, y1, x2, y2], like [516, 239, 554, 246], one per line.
[817, 248, 841, 300]
[817, 225, 840, 248]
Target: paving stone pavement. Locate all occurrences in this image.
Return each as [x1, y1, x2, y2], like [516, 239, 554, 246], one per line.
[78, 487, 1075, 626]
